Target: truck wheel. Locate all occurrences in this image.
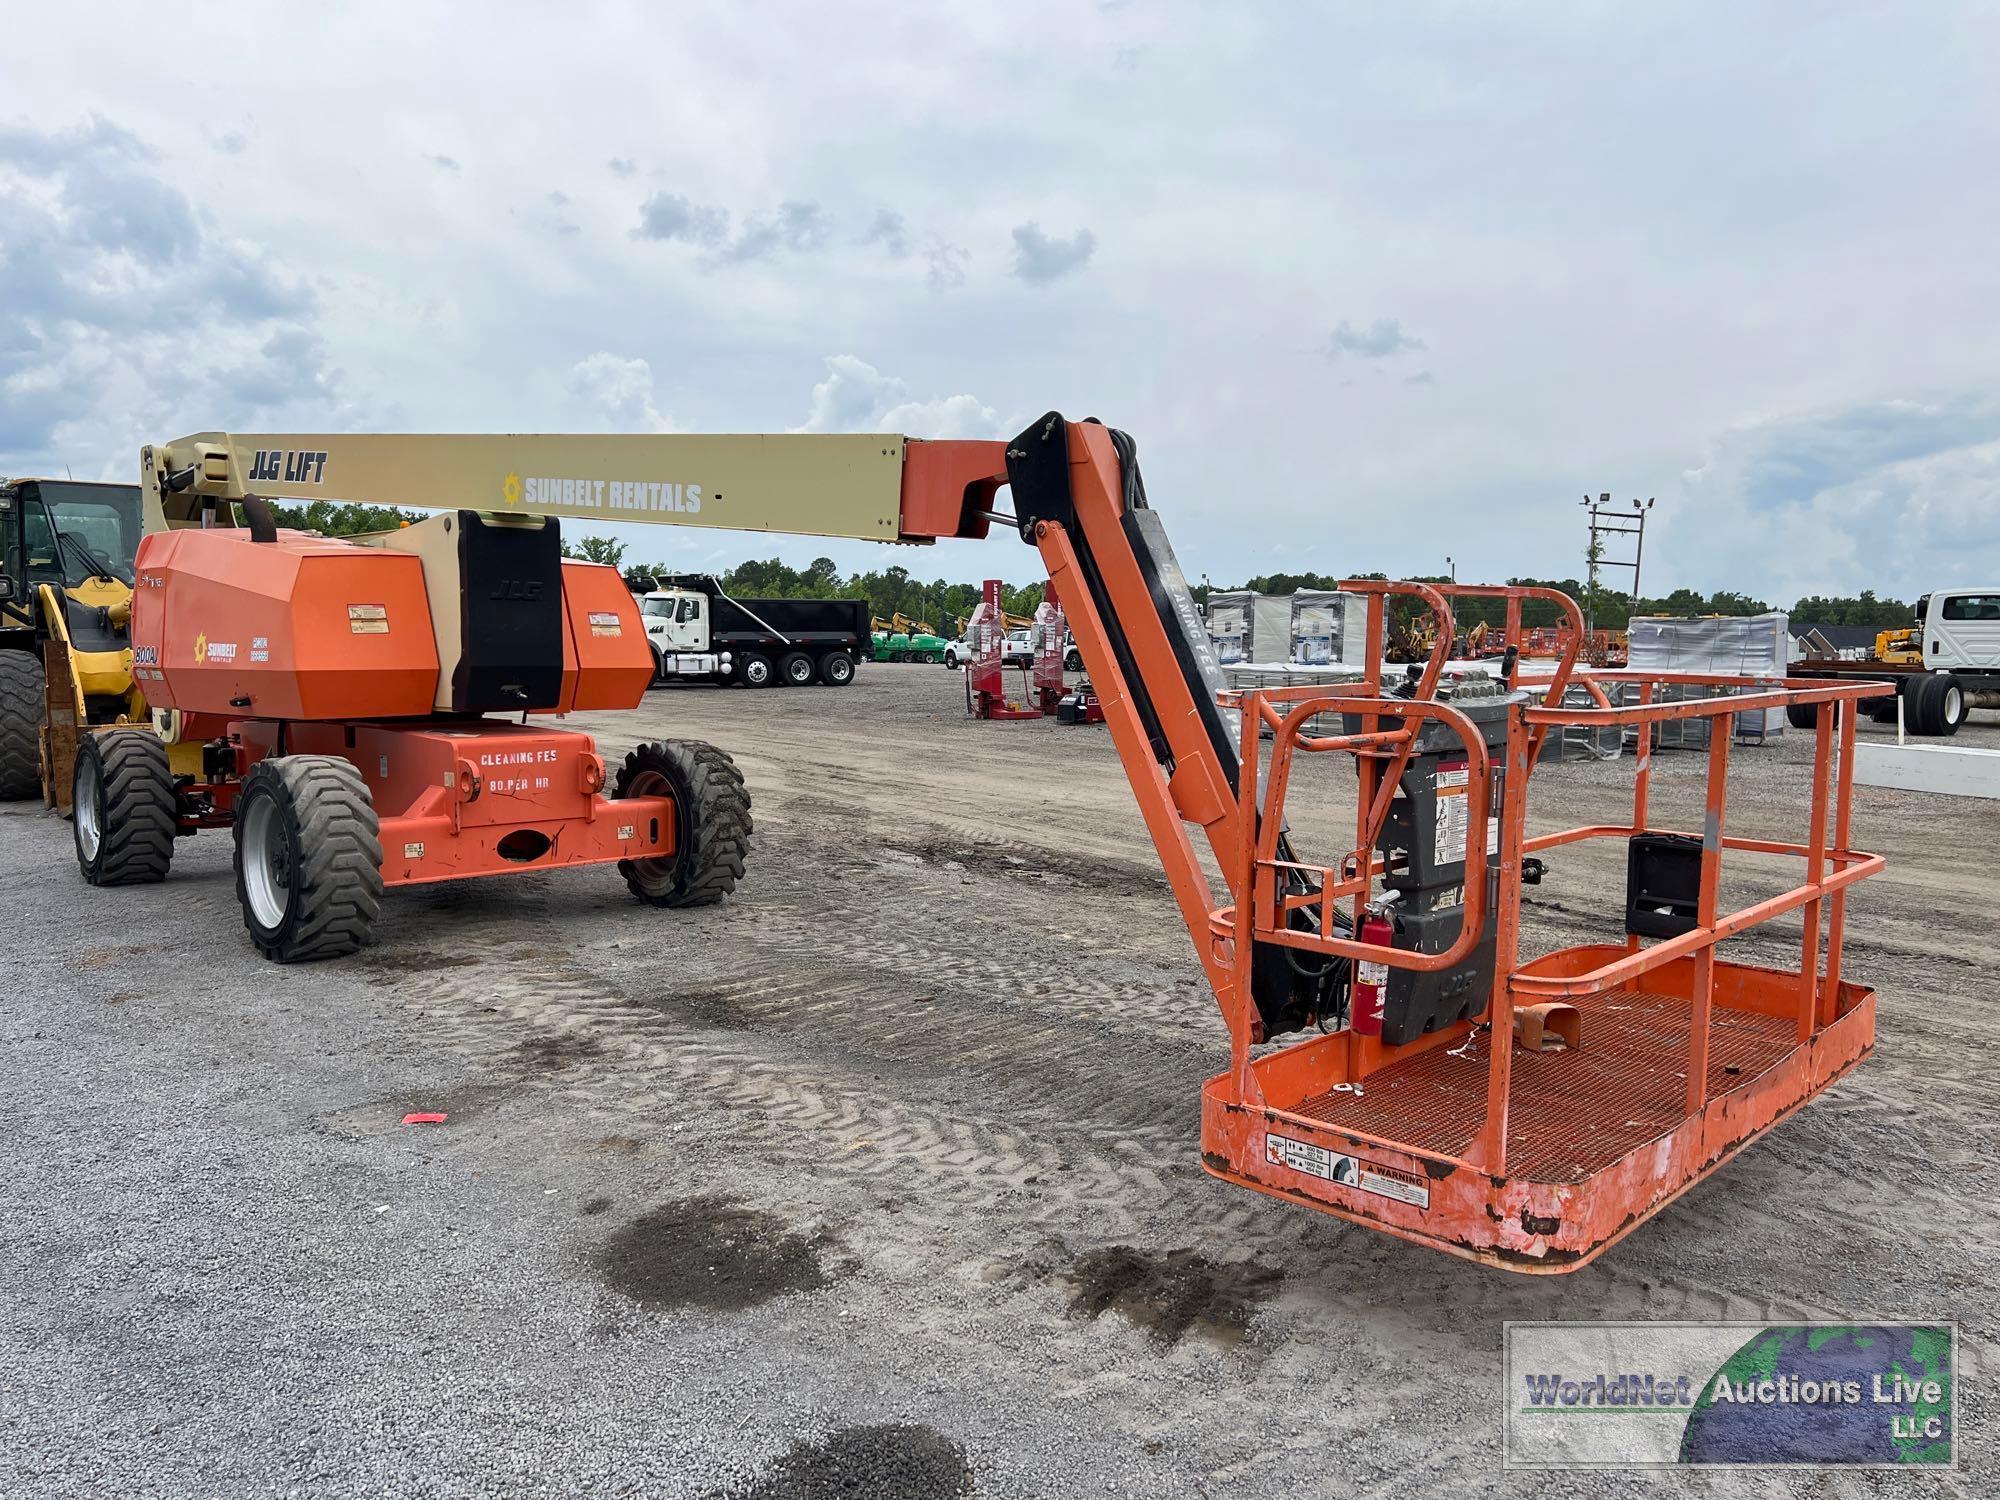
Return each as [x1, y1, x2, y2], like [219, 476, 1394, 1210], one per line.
[649, 648, 665, 690]
[738, 653, 773, 688]
[923, 651, 941, 665]
[943, 648, 960, 670]
[1939, 677, 1968, 734]
[1785, 701, 1820, 730]
[779, 651, 816, 686]
[73, 729, 177, 886]
[0, 648, 43, 801]
[818, 652, 856, 686]
[1912, 674, 1957, 737]
[615, 740, 751, 907]
[1065, 648, 1084, 672]
[233, 756, 382, 962]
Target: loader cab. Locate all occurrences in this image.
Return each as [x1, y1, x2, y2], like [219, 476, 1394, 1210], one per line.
[0, 479, 142, 643]
[641, 589, 709, 652]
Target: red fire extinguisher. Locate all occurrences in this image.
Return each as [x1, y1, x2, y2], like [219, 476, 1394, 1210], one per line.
[1351, 909, 1394, 1036]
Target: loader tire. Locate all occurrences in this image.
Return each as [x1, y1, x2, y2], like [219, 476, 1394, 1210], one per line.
[0, 648, 43, 801]
[614, 739, 752, 908]
[73, 729, 177, 886]
[233, 755, 382, 963]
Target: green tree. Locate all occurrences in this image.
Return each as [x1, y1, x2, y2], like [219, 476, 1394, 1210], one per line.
[266, 499, 424, 536]
[1788, 590, 1911, 627]
[562, 534, 626, 566]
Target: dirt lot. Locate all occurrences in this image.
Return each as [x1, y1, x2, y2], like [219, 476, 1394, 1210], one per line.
[2, 665, 1993, 1497]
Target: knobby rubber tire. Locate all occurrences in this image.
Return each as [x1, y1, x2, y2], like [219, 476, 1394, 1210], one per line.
[233, 755, 383, 962]
[0, 649, 43, 801]
[73, 728, 176, 885]
[615, 739, 752, 908]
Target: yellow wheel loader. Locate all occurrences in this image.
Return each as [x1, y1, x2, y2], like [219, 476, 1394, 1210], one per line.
[0, 479, 150, 807]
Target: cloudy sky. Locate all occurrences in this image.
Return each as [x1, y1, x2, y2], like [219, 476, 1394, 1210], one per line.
[4, 2, 1997, 602]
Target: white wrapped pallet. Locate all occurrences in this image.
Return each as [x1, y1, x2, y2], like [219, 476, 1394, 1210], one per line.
[1207, 591, 1252, 663]
[1207, 590, 1295, 664]
[1626, 612, 1790, 742]
[1292, 590, 1370, 666]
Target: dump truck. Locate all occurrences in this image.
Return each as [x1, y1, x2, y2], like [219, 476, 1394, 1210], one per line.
[637, 573, 867, 686]
[52, 418, 1890, 1274]
[1789, 587, 2000, 736]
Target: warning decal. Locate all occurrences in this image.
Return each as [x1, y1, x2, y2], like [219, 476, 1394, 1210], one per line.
[1435, 757, 1470, 867]
[1266, 1133, 1431, 1209]
[348, 603, 389, 635]
[588, 610, 623, 637]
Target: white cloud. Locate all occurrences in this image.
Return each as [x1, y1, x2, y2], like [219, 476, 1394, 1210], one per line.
[633, 191, 728, 245]
[4, 8, 1999, 597]
[1325, 319, 1426, 360]
[861, 209, 909, 258]
[1665, 397, 2000, 601]
[1009, 221, 1096, 283]
[566, 352, 676, 432]
[0, 115, 349, 470]
[791, 355, 1004, 439]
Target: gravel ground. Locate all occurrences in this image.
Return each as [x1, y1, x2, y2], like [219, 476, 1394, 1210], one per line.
[2, 666, 1993, 1497]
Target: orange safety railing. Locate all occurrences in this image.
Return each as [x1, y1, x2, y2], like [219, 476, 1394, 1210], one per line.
[1210, 582, 1889, 1177]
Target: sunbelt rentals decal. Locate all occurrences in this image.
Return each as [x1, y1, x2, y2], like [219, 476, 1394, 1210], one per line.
[502, 472, 704, 514]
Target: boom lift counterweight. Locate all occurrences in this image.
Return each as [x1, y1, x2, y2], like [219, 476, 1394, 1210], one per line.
[75, 415, 1888, 1271]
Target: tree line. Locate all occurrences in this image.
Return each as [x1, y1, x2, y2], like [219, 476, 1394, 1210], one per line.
[262, 502, 1917, 632]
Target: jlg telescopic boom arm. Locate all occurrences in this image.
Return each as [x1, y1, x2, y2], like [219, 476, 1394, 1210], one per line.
[144, 419, 1265, 1009]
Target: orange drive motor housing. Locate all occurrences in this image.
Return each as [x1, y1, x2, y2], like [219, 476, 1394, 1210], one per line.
[552, 560, 656, 713]
[132, 527, 440, 721]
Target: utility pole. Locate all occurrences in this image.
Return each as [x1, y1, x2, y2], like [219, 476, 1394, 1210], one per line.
[1580, 492, 1656, 631]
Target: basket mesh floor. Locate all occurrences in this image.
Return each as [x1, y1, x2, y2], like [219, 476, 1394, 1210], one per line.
[1292, 988, 1798, 1184]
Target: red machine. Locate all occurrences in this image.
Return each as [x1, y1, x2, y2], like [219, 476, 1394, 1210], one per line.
[84, 505, 747, 960]
[1030, 585, 1067, 715]
[964, 578, 1042, 720]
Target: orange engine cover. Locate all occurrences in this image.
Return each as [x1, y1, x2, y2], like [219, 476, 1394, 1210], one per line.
[132, 528, 441, 720]
[552, 560, 655, 713]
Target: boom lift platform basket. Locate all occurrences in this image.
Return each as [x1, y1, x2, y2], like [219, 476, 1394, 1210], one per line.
[1196, 581, 1889, 1270]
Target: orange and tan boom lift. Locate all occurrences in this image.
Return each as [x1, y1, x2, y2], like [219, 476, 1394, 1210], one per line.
[77, 416, 1889, 1271]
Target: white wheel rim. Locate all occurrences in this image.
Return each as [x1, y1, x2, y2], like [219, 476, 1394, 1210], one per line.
[1945, 685, 1963, 721]
[624, 767, 679, 883]
[241, 795, 293, 929]
[75, 754, 102, 859]
[748, 662, 768, 683]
